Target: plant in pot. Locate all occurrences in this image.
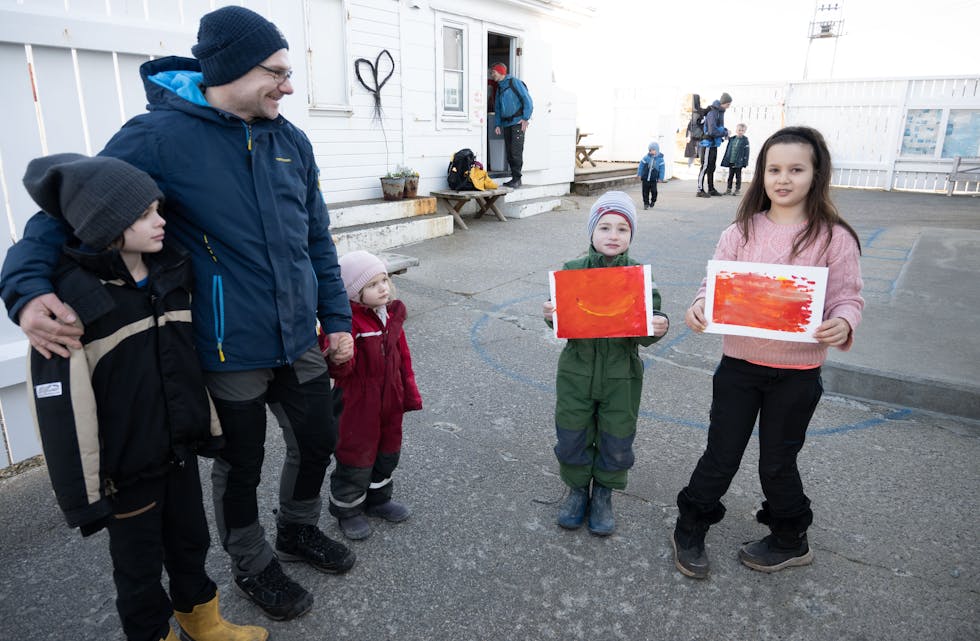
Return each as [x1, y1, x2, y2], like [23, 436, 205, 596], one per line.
[380, 171, 405, 201]
[398, 165, 420, 198]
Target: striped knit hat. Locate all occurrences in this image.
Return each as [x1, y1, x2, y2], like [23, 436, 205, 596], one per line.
[587, 190, 637, 240]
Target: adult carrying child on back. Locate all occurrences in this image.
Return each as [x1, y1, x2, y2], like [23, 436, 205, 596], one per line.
[696, 92, 732, 198]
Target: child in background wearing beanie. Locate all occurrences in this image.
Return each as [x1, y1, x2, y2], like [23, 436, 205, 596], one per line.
[22, 154, 267, 641]
[320, 251, 423, 540]
[637, 142, 666, 210]
[542, 191, 669, 536]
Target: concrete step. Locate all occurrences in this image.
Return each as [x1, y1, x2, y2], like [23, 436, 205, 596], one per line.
[501, 195, 562, 219]
[332, 213, 453, 255]
[501, 184, 565, 219]
[573, 166, 637, 181]
[571, 174, 640, 196]
[329, 196, 437, 228]
[503, 183, 568, 202]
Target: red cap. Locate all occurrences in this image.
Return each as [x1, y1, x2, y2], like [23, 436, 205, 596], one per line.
[491, 63, 507, 76]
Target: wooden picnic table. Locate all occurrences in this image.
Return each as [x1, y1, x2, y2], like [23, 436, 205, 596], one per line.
[430, 187, 513, 230]
[576, 144, 601, 168]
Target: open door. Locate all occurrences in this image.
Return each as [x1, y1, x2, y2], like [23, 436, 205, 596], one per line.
[513, 36, 552, 174]
[486, 31, 513, 176]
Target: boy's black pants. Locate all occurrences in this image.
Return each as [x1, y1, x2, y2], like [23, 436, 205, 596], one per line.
[641, 179, 659, 207]
[107, 456, 216, 641]
[727, 167, 743, 190]
[678, 356, 822, 534]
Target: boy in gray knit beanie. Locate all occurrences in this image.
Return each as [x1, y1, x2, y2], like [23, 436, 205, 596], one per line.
[542, 190, 669, 537]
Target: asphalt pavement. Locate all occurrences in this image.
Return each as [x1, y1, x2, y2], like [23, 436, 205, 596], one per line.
[1, 177, 977, 641]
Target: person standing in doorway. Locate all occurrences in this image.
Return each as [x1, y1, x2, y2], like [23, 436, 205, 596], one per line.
[492, 62, 533, 188]
[696, 92, 732, 197]
[1, 6, 355, 622]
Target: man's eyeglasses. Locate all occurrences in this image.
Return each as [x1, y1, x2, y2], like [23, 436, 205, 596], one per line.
[256, 64, 293, 84]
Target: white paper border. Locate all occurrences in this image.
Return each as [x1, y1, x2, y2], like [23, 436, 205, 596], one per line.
[704, 260, 829, 343]
[549, 265, 654, 339]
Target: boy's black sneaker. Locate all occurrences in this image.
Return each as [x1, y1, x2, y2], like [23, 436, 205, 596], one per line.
[234, 558, 313, 621]
[738, 534, 814, 573]
[696, 191, 710, 198]
[276, 523, 356, 574]
[708, 188, 723, 196]
[671, 523, 709, 579]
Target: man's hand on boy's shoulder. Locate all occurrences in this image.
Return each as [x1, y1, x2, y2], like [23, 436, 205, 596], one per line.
[20, 293, 84, 359]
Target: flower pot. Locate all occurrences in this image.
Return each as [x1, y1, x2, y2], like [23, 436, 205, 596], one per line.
[380, 176, 405, 201]
[403, 175, 419, 198]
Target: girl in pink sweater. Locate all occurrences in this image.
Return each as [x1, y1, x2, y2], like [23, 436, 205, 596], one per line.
[671, 126, 864, 579]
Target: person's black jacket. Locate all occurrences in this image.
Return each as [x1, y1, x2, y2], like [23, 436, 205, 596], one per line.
[28, 242, 222, 536]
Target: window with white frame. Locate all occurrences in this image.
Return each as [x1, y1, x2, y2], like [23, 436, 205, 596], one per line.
[305, 0, 350, 110]
[901, 108, 980, 158]
[438, 20, 467, 118]
[942, 109, 980, 158]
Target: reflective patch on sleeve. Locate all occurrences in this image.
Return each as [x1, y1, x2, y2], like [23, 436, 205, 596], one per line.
[34, 382, 63, 398]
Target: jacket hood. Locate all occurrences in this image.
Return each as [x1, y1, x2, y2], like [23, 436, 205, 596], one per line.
[139, 56, 241, 125]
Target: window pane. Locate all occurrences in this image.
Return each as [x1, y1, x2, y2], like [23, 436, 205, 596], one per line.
[444, 71, 463, 112]
[308, 0, 347, 106]
[900, 108, 941, 156]
[942, 109, 980, 158]
[443, 27, 462, 71]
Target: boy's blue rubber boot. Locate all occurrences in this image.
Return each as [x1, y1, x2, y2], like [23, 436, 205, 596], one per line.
[588, 484, 615, 536]
[556, 486, 589, 529]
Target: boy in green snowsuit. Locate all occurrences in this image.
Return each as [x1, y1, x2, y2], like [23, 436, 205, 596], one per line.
[543, 191, 669, 536]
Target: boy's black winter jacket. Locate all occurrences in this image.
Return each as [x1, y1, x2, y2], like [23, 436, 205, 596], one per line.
[28, 242, 222, 535]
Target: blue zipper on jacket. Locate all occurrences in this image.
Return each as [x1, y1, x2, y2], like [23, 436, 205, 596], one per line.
[212, 275, 225, 362]
[243, 121, 252, 151]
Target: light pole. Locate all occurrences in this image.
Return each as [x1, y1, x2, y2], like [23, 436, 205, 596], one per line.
[803, 2, 845, 80]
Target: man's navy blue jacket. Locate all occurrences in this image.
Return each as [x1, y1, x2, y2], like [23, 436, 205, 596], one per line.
[1, 56, 351, 371]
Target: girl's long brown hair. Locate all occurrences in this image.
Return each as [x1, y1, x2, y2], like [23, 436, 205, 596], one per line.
[736, 126, 861, 258]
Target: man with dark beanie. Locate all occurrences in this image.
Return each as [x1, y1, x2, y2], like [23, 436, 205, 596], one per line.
[1, 6, 354, 623]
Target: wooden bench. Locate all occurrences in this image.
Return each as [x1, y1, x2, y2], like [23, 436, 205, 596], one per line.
[430, 187, 513, 230]
[946, 156, 980, 196]
[576, 145, 601, 168]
